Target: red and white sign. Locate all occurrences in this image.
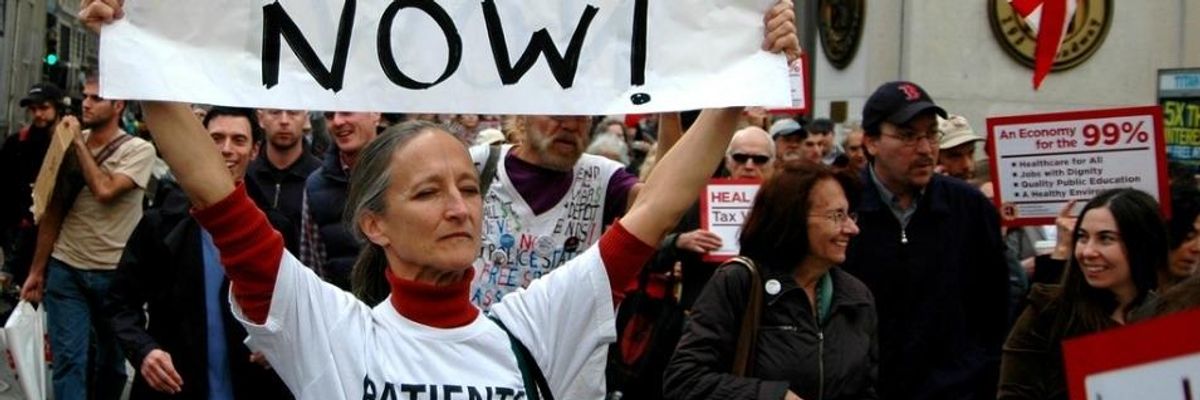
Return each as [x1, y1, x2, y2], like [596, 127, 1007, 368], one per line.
[769, 53, 809, 115]
[699, 179, 760, 263]
[986, 106, 1169, 227]
[1063, 308, 1200, 400]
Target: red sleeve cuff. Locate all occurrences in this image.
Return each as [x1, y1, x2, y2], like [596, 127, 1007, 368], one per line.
[600, 221, 657, 304]
[191, 184, 283, 323]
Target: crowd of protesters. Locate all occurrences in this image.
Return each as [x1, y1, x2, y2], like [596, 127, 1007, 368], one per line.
[0, 1, 1197, 400]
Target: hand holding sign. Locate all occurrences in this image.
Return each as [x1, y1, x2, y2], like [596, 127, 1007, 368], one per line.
[79, 0, 123, 33]
[677, 230, 723, 254]
[763, 0, 801, 63]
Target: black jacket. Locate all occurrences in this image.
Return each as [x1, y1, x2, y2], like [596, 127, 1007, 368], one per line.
[0, 126, 52, 283]
[247, 152, 320, 253]
[0, 126, 50, 230]
[841, 172, 1009, 400]
[651, 203, 719, 310]
[303, 147, 357, 289]
[107, 185, 293, 399]
[664, 265, 878, 400]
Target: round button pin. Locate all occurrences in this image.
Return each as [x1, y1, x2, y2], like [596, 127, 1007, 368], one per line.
[765, 279, 781, 295]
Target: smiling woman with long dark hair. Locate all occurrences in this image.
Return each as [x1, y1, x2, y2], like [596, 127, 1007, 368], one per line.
[998, 188, 1165, 400]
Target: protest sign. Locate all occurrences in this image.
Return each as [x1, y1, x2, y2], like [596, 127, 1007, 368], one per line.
[30, 123, 76, 224]
[1063, 308, 1200, 400]
[1158, 69, 1200, 167]
[769, 53, 809, 115]
[986, 106, 1168, 226]
[99, 0, 793, 115]
[1162, 98, 1200, 165]
[699, 179, 759, 262]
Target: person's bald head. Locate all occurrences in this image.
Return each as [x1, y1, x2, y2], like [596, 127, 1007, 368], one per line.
[725, 127, 775, 179]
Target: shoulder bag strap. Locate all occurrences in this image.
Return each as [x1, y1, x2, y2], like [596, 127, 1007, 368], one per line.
[489, 316, 554, 400]
[58, 133, 135, 208]
[94, 133, 134, 166]
[480, 144, 502, 199]
[723, 256, 764, 377]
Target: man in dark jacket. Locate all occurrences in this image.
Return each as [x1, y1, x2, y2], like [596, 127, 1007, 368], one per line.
[298, 111, 380, 290]
[248, 109, 320, 252]
[0, 83, 64, 285]
[842, 81, 1009, 400]
[107, 107, 292, 399]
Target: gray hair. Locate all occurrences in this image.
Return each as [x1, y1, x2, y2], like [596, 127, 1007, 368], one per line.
[586, 134, 631, 165]
[841, 121, 864, 148]
[344, 120, 454, 305]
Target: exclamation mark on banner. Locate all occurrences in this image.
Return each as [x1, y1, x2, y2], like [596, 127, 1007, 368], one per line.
[629, 0, 651, 105]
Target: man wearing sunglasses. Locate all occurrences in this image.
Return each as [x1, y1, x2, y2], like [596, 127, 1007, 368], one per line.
[842, 81, 1009, 400]
[724, 126, 776, 180]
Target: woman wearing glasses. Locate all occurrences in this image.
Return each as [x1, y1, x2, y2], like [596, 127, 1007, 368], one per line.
[664, 160, 878, 400]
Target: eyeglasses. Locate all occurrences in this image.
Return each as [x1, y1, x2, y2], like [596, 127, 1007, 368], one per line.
[730, 153, 771, 165]
[809, 210, 858, 226]
[882, 129, 941, 147]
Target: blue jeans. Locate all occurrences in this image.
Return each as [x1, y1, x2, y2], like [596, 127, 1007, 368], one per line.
[44, 258, 126, 400]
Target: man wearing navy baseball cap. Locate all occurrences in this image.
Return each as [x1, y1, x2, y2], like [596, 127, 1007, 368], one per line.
[841, 81, 1009, 400]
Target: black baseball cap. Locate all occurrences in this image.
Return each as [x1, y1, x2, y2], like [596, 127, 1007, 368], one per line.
[19, 82, 65, 107]
[862, 81, 947, 134]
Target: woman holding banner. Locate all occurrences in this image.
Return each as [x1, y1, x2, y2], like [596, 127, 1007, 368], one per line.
[998, 188, 1165, 399]
[79, 1, 801, 399]
[663, 160, 878, 400]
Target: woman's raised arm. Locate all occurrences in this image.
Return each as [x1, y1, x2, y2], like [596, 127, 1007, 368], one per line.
[142, 102, 236, 209]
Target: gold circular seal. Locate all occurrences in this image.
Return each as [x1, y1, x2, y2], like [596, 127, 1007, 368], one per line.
[817, 0, 865, 70]
[987, 0, 1113, 71]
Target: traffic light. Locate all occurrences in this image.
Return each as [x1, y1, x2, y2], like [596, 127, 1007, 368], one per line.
[44, 31, 58, 66]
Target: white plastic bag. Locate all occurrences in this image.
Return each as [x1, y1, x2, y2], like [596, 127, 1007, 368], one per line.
[3, 302, 46, 400]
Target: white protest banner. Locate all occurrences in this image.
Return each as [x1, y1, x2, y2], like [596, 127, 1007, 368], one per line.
[1063, 308, 1200, 400]
[99, 0, 793, 115]
[699, 179, 759, 262]
[986, 106, 1169, 226]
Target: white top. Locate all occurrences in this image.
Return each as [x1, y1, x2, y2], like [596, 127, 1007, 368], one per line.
[468, 144, 625, 310]
[230, 246, 616, 400]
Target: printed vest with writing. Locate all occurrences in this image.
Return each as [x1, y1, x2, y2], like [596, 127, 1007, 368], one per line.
[470, 145, 624, 309]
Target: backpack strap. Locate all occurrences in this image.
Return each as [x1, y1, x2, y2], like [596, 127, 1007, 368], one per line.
[489, 316, 554, 400]
[721, 256, 763, 377]
[480, 144, 502, 198]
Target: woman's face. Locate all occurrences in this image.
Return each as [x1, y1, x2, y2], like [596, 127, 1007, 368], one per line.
[364, 132, 482, 276]
[1168, 214, 1200, 278]
[1075, 207, 1135, 296]
[805, 178, 859, 267]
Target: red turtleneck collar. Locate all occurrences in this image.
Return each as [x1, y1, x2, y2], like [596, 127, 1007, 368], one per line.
[385, 267, 480, 329]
